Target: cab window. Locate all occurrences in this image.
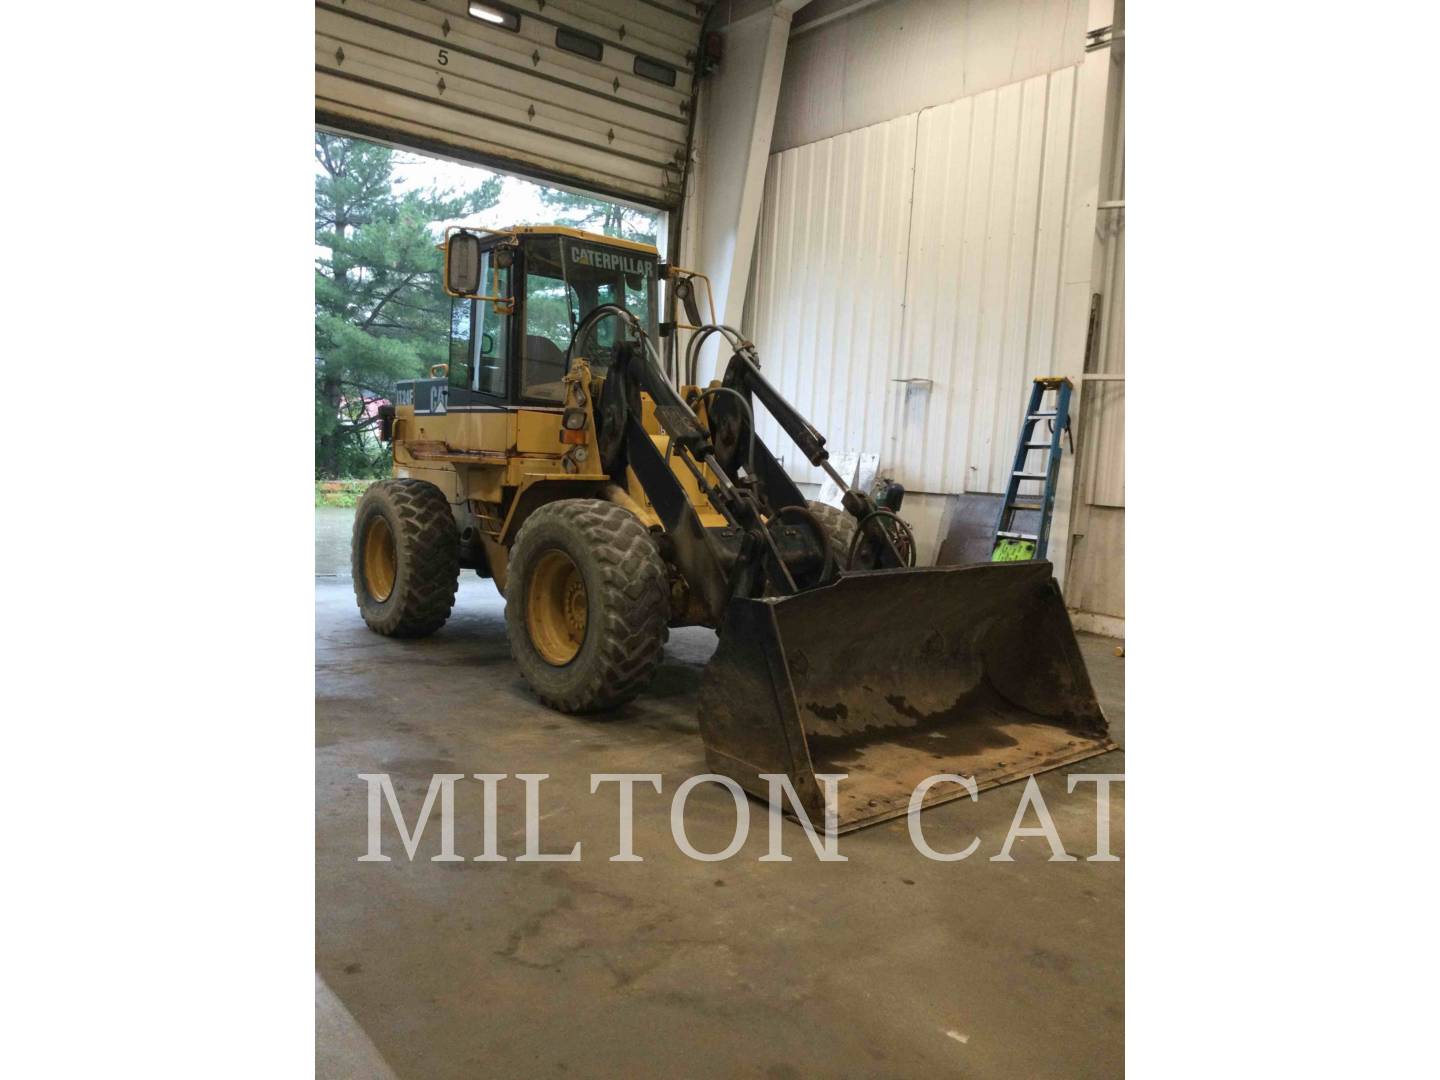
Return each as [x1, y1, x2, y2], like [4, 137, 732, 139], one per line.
[552, 238, 659, 373]
[475, 253, 510, 396]
[522, 238, 579, 403]
[448, 296, 473, 388]
[624, 272, 654, 336]
[448, 250, 511, 397]
[591, 281, 619, 347]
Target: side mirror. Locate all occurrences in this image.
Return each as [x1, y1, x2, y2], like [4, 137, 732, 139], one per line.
[446, 231, 483, 297]
[673, 275, 702, 327]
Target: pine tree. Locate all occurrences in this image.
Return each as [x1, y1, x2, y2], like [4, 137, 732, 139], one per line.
[314, 134, 500, 477]
[536, 187, 659, 246]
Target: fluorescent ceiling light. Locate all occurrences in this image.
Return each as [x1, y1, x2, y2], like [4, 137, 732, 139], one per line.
[468, 3, 519, 31]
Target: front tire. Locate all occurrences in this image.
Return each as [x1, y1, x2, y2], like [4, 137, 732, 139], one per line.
[351, 479, 460, 638]
[505, 499, 669, 713]
[806, 500, 857, 570]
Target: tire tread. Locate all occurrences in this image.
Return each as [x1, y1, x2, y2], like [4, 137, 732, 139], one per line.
[351, 479, 460, 638]
[806, 499, 858, 571]
[507, 499, 669, 713]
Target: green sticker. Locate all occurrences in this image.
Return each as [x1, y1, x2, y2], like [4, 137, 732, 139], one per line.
[992, 539, 1036, 562]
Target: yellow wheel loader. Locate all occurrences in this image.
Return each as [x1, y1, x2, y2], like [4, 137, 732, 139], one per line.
[351, 225, 1114, 831]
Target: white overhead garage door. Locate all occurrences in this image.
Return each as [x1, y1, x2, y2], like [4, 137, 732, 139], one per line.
[316, 0, 702, 208]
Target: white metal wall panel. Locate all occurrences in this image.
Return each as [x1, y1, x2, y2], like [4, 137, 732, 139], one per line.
[776, 0, 1086, 152]
[748, 66, 1082, 495]
[1065, 38, 1123, 620]
[315, 0, 701, 208]
[896, 67, 1079, 494]
[1085, 227, 1124, 507]
[1084, 60, 1124, 509]
[747, 115, 918, 485]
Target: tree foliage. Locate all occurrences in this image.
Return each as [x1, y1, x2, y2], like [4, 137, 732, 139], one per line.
[314, 134, 500, 478]
[536, 187, 660, 246]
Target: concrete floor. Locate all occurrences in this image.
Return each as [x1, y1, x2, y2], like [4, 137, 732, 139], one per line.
[316, 507, 1125, 1078]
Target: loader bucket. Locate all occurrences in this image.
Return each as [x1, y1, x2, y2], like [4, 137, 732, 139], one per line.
[696, 560, 1115, 833]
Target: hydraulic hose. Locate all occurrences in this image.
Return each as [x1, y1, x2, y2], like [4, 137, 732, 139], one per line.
[694, 386, 757, 479]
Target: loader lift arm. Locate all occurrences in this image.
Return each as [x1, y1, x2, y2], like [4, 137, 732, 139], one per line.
[576, 307, 832, 621]
[714, 344, 914, 570]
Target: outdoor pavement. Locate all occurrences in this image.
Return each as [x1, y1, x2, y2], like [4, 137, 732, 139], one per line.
[316, 506, 1125, 1079]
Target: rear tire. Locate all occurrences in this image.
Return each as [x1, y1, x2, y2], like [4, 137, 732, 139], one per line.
[351, 479, 460, 638]
[806, 500, 857, 571]
[506, 499, 669, 713]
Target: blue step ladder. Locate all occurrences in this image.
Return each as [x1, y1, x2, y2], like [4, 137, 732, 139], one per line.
[991, 376, 1074, 562]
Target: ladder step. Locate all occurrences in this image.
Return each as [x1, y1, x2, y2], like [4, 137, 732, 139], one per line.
[994, 380, 1070, 558]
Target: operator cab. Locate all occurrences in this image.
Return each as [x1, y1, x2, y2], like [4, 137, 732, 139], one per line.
[445, 227, 659, 409]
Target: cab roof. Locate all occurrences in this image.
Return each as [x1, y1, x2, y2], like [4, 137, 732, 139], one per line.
[495, 225, 659, 256]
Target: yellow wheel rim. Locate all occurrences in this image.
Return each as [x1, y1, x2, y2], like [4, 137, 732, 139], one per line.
[363, 515, 398, 603]
[527, 549, 588, 665]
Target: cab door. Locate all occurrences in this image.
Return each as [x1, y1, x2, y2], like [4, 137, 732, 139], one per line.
[447, 245, 513, 401]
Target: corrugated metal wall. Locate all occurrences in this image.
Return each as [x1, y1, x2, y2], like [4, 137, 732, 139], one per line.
[1064, 37, 1124, 628]
[747, 66, 1083, 494]
[897, 67, 1080, 494]
[1082, 59, 1124, 509]
[775, 0, 1086, 152]
[747, 116, 917, 480]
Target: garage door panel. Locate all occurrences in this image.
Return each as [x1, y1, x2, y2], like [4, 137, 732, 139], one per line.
[433, 0, 694, 103]
[313, 55, 674, 177]
[316, 0, 701, 207]
[315, 28, 682, 161]
[536, 0, 701, 67]
[316, 74, 672, 197]
[323, 0, 692, 118]
[314, 24, 685, 148]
